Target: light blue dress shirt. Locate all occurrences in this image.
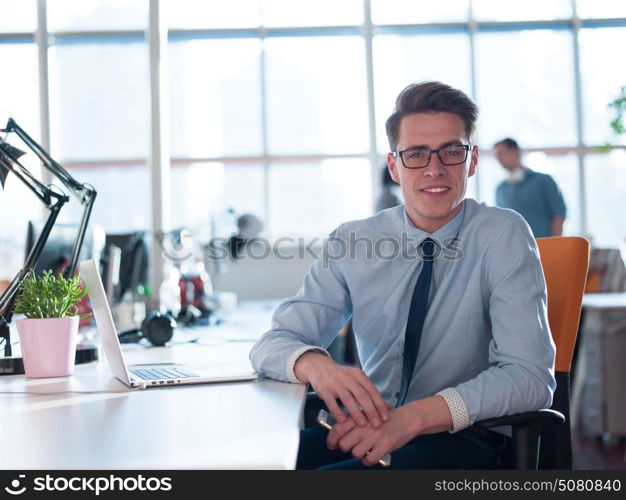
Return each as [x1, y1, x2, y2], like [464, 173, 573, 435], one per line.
[249, 199, 556, 427]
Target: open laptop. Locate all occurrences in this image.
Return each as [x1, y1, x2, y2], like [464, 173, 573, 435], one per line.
[80, 259, 258, 388]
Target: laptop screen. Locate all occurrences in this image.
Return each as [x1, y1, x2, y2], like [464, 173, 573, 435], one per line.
[80, 259, 132, 385]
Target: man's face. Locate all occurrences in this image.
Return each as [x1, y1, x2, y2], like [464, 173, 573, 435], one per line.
[494, 144, 520, 171]
[387, 112, 478, 233]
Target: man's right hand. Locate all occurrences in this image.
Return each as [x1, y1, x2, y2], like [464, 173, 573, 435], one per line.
[294, 351, 389, 428]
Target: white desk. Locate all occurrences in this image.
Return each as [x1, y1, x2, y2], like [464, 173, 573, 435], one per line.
[582, 292, 626, 309]
[0, 304, 307, 470]
[574, 293, 626, 439]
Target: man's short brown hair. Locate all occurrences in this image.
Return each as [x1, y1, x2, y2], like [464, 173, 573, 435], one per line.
[385, 81, 478, 151]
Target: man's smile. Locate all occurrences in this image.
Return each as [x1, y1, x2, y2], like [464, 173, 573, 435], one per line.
[420, 185, 451, 195]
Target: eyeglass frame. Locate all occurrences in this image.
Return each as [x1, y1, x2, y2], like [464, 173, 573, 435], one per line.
[391, 144, 474, 169]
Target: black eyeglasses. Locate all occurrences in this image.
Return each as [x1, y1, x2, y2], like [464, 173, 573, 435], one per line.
[392, 144, 472, 169]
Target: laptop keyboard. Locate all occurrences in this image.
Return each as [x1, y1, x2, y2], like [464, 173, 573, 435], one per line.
[130, 367, 199, 381]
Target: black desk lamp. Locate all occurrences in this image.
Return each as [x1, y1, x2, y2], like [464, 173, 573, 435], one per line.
[4, 118, 97, 278]
[0, 118, 97, 375]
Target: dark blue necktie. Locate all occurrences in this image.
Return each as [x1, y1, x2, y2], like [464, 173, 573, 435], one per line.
[396, 238, 435, 407]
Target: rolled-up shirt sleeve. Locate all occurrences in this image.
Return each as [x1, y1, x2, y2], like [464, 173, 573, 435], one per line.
[436, 387, 471, 433]
[453, 216, 557, 424]
[249, 226, 352, 383]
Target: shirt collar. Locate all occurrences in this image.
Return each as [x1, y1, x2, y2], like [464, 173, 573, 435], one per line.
[402, 200, 467, 244]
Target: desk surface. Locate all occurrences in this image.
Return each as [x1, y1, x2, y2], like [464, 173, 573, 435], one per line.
[582, 292, 626, 309]
[0, 303, 306, 470]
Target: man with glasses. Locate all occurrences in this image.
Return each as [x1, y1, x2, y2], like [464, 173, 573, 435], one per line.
[250, 81, 556, 469]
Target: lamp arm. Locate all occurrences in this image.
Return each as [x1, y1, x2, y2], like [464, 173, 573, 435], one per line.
[0, 147, 68, 317]
[0, 198, 65, 357]
[0, 147, 68, 209]
[4, 118, 95, 203]
[1, 118, 98, 360]
[3, 118, 98, 277]
[66, 189, 96, 278]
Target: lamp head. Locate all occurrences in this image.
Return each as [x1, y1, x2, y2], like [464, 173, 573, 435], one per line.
[1, 133, 28, 183]
[0, 138, 30, 189]
[0, 140, 27, 159]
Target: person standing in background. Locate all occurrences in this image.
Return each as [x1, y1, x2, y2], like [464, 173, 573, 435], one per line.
[375, 166, 401, 212]
[493, 138, 566, 237]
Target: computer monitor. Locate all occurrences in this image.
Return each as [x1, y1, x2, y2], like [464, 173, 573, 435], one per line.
[25, 221, 98, 277]
[101, 232, 148, 303]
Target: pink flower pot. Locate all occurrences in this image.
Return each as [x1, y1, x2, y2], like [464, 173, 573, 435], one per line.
[16, 317, 79, 378]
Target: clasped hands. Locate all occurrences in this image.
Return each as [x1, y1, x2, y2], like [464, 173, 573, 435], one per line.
[295, 352, 418, 467]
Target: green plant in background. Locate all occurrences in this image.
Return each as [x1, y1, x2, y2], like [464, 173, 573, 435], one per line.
[13, 270, 89, 319]
[593, 86, 626, 152]
[608, 85, 626, 137]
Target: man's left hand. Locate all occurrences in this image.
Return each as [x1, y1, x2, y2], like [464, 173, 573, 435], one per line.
[326, 406, 417, 466]
[325, 395, 454, 467]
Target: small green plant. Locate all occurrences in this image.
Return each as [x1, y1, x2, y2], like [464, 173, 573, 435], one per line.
[13, 269, 89, 319]
[609, 85, 626, 137]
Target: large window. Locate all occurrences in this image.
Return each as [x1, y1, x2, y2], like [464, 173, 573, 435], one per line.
[47, 1, 150, 235]
[585, 150, 626, 247]
[170, 161, 266, 233]
[47, 0, 148, 31]
[474, 28, 577, 148]
[268, 158, 372, 238]
[373, 30, 472, 152]
[2, 0, 626, 288]
[0, 41, 40, 136]
[264, 35, 368, 156]
[579, 26, 626, 147]
[0, 0, 37, 32]
[472, 0, 572, 21]
[0, 2, 40, 283]
[168, 37, 263, 158]
[49, 37, 150, 161]
[371, 0, 469, 24]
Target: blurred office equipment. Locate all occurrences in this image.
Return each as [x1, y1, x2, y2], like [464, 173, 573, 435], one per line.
[585, 248, 626, 294]
[25, 221, 104, 278]
[102, 232, 149, 304]
[102, 232, 153, 337]
[374, 165, 401, 213]
[25, 220, 104, 332]
[570, 246, 626, 440]
[103, 230, 181, 345]
[178, 262, 213, 325]
[0, 118, 96, 374]
[574, 293, 626, 441]
[228, 213, 263, 260]
[204, 211, 263, 295]
[203, 208, 238, 271]
[153, 227, 203, 325]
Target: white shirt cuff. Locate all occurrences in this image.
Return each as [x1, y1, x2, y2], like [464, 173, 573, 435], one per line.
[286, 346, 331, 384]
[436, 388, 471, 433]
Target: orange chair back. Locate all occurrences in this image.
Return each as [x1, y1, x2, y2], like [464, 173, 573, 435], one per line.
[536, 237, 590, 373]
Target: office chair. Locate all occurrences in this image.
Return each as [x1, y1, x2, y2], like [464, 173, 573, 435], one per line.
[475, 236, 590, 469]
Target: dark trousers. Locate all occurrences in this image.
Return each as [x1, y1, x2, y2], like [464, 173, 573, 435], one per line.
[296, 425, 508, 470]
